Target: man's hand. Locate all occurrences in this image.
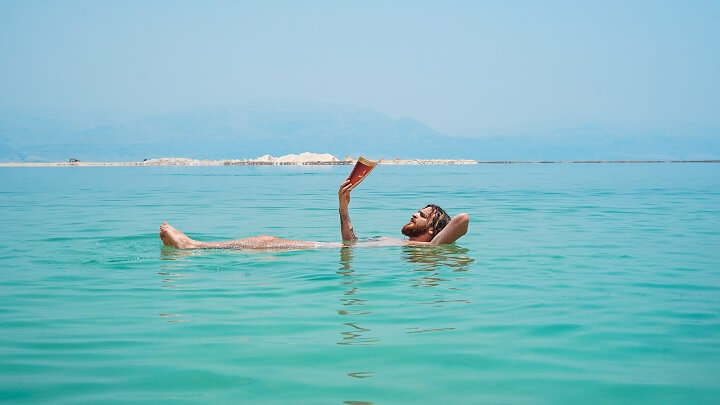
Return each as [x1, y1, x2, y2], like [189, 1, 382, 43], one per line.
[338, 179, 352, 211]
[338, 179, 357, 243]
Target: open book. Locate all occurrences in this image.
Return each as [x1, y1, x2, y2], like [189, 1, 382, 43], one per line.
[346, 157, 378, 190]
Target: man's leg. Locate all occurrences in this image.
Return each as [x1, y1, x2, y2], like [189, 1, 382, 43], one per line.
[159, 222, 315, 250]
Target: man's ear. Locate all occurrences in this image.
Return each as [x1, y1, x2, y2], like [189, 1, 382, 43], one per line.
[429, 228, 434, 234]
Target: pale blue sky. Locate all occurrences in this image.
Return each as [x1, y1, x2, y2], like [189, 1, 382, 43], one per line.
[1, 0, 718, 136]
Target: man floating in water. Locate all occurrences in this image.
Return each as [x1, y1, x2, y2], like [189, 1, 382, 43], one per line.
[159, 179, 469, 249]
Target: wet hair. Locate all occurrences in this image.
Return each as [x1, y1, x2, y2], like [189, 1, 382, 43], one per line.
[425, 204, 451, 238]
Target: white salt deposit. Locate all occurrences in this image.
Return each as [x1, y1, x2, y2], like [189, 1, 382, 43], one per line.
[260, 152, 339, 164]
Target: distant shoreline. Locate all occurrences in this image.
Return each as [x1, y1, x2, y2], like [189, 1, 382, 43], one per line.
[1, 159, 718, 167]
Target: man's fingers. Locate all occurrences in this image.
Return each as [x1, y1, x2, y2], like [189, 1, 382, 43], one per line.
[339, 180, 353, 194]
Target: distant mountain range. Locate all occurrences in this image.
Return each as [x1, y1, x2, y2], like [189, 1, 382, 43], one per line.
[1, 103, 718, 162]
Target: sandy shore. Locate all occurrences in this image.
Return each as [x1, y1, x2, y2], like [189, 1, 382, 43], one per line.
[0, 160, 480, 167]
[1, 152, 717, 167]
[0, 152, 480, 167]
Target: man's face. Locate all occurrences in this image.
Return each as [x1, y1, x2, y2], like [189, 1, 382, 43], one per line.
[401, 206, 434, 237]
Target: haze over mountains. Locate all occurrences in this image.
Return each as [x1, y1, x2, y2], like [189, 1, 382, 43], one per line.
[1, 103, 718, 162]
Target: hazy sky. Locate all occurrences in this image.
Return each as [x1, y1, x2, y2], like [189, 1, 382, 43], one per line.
[1, 0, 718, 136]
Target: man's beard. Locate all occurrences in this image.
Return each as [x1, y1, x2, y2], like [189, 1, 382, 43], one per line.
[401, 222, 426, 237]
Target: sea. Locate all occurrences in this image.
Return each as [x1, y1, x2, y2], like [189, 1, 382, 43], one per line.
[1, 163, 719, 404]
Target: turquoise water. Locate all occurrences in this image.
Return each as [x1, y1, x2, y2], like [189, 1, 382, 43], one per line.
[1, 164, 719, 404]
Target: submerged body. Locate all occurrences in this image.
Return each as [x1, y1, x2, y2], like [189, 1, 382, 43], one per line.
[159, 225, 317, 250]
[159, 224, 438, 250]
[159, 179, 469, 250]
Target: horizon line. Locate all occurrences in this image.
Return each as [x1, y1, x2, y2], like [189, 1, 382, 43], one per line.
[2, 159, 719, 167]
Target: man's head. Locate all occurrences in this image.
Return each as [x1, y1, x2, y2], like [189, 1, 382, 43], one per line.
[401, 204, 451, 241]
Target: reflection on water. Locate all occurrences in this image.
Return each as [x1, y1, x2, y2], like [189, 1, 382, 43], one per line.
[160, 246, 198, 259]
[346, 371, 375, 379]
[337, 248, 372, 316]
[334, 244, 475, 392]
[157, 270, 191, 289]
[335, 245, 475, 344]
[158, 313, 188, 323]
[338, 322, 378, 345]
[406, 326, 456, 334]
[337, 248, 379, 403]
[336, 247, 378, 346]
[402, 244, 474, 273]
[156, 269, 192, 323]
[401, 245, 474, 331]
[338, 246, 353, 274]
[158, 248, 196, 322]
[403, 245, 474, 290]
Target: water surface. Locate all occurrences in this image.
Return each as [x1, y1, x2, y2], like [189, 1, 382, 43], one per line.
[1, 164, 719, 403]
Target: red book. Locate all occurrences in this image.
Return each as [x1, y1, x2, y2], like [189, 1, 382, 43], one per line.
[346, 157, 378, 190]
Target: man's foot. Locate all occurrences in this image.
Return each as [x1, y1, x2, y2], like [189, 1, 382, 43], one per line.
[159, 222, 197, 249]
[159, 222, 172, 246]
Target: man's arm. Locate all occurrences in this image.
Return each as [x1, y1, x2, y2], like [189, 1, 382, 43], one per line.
[429, 213, 469, 245]
[338, 180, 358, 244]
